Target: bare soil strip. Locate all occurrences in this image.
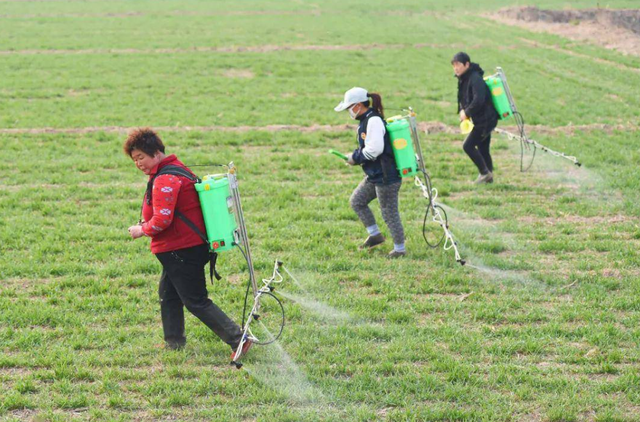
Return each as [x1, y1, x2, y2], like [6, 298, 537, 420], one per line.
[1, 122, 636, 136]
[0, 10, 322, 18]
[0, 43, 485, 56]
[0, 124, 357, 135]
[0, 0, 112, 2]
[0, 9, 442, 18]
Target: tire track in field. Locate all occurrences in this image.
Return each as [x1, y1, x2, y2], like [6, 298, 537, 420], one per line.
[0, 122, 636, 136]
[0, 43, 481, 56]
[519, 38, 640, 73]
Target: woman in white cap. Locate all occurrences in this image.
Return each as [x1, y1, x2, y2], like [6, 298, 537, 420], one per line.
[335, 87, 406, 258]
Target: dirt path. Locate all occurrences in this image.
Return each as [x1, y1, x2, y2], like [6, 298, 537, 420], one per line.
[0, 122, 636, 136]
[0, 11, 321, 18]
[0, 9, 442, 18]
[0, 42, 498, 56]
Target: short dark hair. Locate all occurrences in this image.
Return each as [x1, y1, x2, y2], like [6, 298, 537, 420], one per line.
[451, 52, 471, 65]
[123, 128, 165, 157]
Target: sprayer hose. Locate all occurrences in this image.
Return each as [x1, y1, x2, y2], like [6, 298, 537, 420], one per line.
[420, 170, 445, 248]
[250, 291, 285, 346]
[513, 111, 536, 172]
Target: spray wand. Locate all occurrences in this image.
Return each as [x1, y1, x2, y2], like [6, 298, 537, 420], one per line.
[486, 67, 581, 170]
[328, 149, 348, 161]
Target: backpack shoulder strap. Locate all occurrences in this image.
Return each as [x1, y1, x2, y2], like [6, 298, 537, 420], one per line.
[142, 166, 221, 282]
[146, 165, 200, 205]
[156, 165, 199, 182]
[174, 210, 221, 282]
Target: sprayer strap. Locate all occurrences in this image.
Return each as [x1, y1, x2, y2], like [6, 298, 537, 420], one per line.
[146, 165, 200, 205]
[175, 211, 208, 244]
[210, 252, 221, 282]
[142, 166, 222, 283]
[175, 211, 222, 283]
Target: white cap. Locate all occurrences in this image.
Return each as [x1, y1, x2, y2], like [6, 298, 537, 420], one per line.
[334, 87, 369, 112]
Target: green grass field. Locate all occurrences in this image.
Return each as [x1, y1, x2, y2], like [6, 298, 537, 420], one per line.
[1, 1, 639, 421]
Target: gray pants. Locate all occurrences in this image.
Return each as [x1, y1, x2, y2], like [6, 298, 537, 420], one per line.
[349, 178, 405, 245]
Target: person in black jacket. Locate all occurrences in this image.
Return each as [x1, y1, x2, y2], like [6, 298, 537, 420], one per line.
[452, 52, 499, 184]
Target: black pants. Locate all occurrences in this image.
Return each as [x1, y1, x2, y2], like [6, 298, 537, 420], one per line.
[463, 127, 493, 175]
[155, 243, 242, 350]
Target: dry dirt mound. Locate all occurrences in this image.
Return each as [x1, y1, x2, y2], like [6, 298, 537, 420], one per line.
[492, 7, 640, 56]
[499, 7, 640, 33]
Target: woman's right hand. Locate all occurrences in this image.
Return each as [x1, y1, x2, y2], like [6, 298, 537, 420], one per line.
[128, 225, 145, 239]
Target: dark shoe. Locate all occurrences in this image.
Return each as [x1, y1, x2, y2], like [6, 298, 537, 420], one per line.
[359, 233, 385, 250]
[474, 172, 493, 184]
[166, 341, 186, 351]
[231, 336, 254, 362]
[388, 250, 407, 258]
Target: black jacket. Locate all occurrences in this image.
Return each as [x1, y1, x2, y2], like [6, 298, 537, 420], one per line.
[351, 108, 400, 185]
[457, 63, 499, 130]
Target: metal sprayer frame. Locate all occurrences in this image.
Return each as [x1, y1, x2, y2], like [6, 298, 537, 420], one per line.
[231, 260, 285, 367]
[495, 67, 523, 137]
[491, 67, 582, 168]
[227, 162, 258, 298]
[226, 163, 287, 368]
[404, 108, 465, 265]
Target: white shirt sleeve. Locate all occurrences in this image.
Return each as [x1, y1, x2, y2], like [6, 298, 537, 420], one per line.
[362, 116, 386, 161]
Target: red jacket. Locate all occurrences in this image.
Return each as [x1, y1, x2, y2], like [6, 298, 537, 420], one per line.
[141, 155, 207, 254]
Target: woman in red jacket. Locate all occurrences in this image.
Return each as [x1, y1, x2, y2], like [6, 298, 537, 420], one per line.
[125, 128, 251, 359]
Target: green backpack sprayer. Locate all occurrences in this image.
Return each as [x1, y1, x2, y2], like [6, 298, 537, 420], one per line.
[485, 67, 581, 171]
[388, 109, 464, 265]
[331, 109, 465, 265]
[152, 162, 292, 369]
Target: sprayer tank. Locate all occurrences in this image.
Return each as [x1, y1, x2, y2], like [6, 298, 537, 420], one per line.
[386, 117, 419, 177]
[194, 175, 237, 252]
[484, 74, 513, 120]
